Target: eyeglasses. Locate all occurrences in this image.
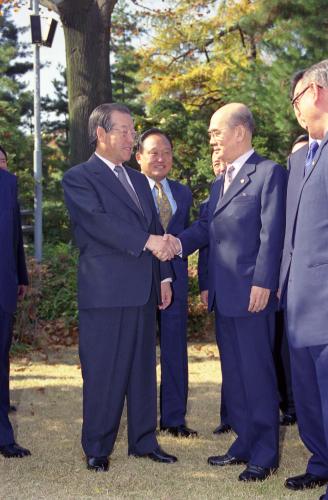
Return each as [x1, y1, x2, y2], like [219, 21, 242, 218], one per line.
[291, 85, 311, 107]
[109, 127, 138, 140]
[208, 130, 223, 140]
[291, 84, 324, 107]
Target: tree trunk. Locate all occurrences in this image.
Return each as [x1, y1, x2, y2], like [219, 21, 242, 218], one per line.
[41, 0, 118, 165]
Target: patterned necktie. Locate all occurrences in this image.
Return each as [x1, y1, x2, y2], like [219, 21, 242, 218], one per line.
[114, 165, 142, 212]
[304, 141, 319, 176]
[154, 182, 172, 231]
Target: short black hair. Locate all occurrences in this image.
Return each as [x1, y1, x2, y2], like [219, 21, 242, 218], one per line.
[290, 69, 305, 101]
[291, 133, 308, 150]
[137, 128, 173, 152]
[0, 145, 8, 160]
[88, 102, 131, 148]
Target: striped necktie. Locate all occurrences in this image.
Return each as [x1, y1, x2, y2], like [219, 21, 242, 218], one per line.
[154, 182, 172, 231]
[304, 141, 319, 176]
[114, 165, 142, 212]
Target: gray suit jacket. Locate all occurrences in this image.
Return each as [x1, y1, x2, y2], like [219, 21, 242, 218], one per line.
[281, 133, 328, 347]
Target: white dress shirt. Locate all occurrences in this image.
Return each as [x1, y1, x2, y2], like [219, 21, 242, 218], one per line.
[223, 148, 254, 193]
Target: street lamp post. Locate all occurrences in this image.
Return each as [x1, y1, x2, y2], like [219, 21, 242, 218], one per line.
[30, 2, 57, 263]
[32, 0, 42, 263]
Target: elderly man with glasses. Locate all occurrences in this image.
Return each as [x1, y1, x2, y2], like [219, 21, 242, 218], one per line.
[279, 59, 328, 498]
[62, 103, 178, 472]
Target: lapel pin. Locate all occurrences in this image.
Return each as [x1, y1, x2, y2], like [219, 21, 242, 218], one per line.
[240, 179, 245, 184]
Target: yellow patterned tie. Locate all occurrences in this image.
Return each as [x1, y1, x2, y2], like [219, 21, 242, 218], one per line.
[155, 182, 172, 231]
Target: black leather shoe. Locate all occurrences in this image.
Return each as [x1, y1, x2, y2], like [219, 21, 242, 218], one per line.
[0, 442, 31, 458]
[280, 412, 297, 426]
[239, 464, 276, 481]
[208, 453, 247, 466]
[213, 423, 232, 435]
[132, 446, 177, 463]
[9, 405, 17, 413]
[86, 456, 109, 472]
[285, 472, 328, 490]
[160, 424, 198, 438]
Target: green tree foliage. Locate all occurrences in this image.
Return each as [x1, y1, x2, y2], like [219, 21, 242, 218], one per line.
[111, 0, 144, 116]
[0, 7, 34, 202]
[135, 0, 327, 163]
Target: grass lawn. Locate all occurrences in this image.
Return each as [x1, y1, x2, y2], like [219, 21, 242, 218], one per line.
[2, 343, 323, 499]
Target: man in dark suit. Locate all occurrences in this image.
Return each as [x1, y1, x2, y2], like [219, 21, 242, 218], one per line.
[168, 103, 287, 481]
[136, 128, 197, 438]
[62, 103, 178, 471]
[280, 60, 328, 497]
[0, 163, 30, 458]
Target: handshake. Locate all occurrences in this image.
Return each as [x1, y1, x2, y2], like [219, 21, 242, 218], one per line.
[145, 234, 182, 261]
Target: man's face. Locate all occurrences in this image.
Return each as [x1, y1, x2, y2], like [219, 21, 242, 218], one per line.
[208, 112, 238, 164]
[97, 111, 136, 164]
[0, 151, 8, 170]
[136, 134, 173, 182]
[212, 150, 226, 176]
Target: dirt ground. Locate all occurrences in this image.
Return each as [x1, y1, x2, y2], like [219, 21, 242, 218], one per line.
[1, 343, 323, 500]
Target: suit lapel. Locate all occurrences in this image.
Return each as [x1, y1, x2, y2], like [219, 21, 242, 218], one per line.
[88, 155, 146, 219]
[127, 167, 152, 226]
[291, 134, 328, 246]
[166, 180, 181, 230]
[213, 153, 258, 216]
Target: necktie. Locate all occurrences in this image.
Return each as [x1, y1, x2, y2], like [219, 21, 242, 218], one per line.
[304, 141, 319, 176]
[114, 165, 142, 212]
[154, 182, 172, 231]
[227, 165, 235, 184]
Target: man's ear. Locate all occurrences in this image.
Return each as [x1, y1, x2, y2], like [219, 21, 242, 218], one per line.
[135, 151, 141, 164]
[96, 126, 106, 144]
[235, 124, 246, 143]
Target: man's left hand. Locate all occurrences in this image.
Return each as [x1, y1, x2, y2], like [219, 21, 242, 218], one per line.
[159, 282, 172, 310]
[18, 285, 27, 300]
[248, 286, 270, 313]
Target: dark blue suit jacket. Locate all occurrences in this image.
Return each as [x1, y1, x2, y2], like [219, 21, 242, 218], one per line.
[0, 169, 28, 314]
[166, 180, 192, 298]
[280, 135, 328, 347]
[62, 154, 171, 309]
[180, 152, 287, 317]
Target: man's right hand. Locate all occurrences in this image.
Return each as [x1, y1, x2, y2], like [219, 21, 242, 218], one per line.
[200, 290, 209, 307]
[145, 235, 177, 261]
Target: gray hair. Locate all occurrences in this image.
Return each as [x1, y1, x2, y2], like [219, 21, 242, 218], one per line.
[228, 107, 255, 134]
[88, 103, 131, 148]
[302, 59, 328, 89]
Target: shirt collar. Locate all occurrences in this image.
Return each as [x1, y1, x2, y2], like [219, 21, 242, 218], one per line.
[95, 152, 121, 172]
[227, 148, 254, 173]
[309, 137, 321, 146]
[144, 175, 168, 190]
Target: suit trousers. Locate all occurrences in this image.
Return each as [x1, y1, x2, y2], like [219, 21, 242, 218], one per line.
[288, 339, 328, 477]
[159, 296, 188, 427]
[215, 308, 279, 468]
[0, 306, 15, 446]
[214, 312, 229, 425]
[79, 286, 158, 458]
[274, 310, 295, 414]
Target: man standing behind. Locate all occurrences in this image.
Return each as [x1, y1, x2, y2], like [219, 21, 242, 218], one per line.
[197, 151, 231, 436]
[280, 60, 328, 498]
[62, 104, 177, 472]
[170, 103, 287, 481]
[136, 128, 197, 438]
[0, 163, 30, 458]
